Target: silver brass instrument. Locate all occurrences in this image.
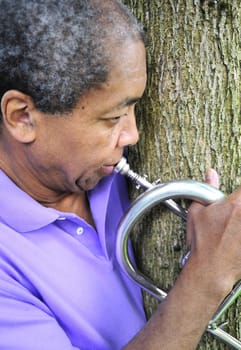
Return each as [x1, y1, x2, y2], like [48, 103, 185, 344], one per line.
[115, 157, 241, 349]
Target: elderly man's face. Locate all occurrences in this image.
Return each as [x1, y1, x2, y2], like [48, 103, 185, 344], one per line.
[28, 40, 147, 193]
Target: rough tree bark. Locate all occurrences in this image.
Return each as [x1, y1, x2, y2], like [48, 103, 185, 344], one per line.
[122, 0, 241, 349]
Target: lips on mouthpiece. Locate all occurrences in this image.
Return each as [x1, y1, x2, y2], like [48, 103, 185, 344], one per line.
[100, 165, 115, 176]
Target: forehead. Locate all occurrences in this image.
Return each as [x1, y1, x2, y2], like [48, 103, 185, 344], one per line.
[109, 40, 146, 82]
[77, 40, 147, 116]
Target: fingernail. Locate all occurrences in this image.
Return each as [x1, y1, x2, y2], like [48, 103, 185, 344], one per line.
[205, 168, 220, 189]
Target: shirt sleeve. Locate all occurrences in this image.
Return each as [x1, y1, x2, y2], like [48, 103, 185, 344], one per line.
[0, 275, 81, 350]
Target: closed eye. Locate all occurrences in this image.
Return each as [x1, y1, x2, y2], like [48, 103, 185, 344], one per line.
[103, 101, 138, 124]
[111, 115, 125, 121]
[108, 113, 128, 123]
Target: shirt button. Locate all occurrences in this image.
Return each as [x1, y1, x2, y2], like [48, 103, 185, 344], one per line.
[76, 227, 84, 235]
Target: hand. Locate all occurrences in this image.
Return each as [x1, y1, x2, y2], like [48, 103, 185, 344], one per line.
[187, 169, 241, 296]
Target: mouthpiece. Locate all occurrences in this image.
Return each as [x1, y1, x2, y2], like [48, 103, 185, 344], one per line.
[115, 157, 153, 190]
[114, 157, 130, 175]
[115, 156, 188, 220]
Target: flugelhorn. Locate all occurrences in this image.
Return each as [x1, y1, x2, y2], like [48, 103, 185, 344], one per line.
[115, 157, 241, 349]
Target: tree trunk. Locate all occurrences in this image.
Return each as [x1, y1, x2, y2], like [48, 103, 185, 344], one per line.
[122, 0, 241, 349]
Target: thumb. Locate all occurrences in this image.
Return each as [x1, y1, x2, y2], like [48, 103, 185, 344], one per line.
[186, 168, 220, 247]
[205, 168, 220, 189]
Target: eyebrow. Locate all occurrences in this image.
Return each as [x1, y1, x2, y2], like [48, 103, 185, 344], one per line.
[98, 96, 141, 117]
[115, 97, 140, 109]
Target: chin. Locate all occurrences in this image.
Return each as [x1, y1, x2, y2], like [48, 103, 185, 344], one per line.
[76, 176, 101, 192]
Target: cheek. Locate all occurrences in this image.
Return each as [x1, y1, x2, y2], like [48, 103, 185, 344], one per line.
[107, 127, 122, 145]
[89, 128, 121, 149]
[64, 126, 121, 159]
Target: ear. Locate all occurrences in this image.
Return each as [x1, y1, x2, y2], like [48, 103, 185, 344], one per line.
[1, 90, 37, 143]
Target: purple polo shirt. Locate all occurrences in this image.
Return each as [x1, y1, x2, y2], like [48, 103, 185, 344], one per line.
[0, 170, 146, 349]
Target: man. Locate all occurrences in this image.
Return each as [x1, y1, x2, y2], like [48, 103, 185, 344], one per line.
[0, 1, 241, 349]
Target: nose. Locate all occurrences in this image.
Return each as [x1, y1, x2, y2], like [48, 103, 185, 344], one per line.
[118, 108, 139, 148]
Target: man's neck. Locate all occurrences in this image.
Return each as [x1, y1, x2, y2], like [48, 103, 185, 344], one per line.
[0, 146, 95, 226]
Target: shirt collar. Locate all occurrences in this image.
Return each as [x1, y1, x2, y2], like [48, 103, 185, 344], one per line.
[0, 170, 60, 232]
[88, 172, 129, 258]
[0, 170, 122, 236]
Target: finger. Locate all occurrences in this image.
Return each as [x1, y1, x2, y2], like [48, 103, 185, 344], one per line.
[188, 168, 220, 221]
[186, 169, 219, 246]
[186, 201, 203, 246]
[205, 168, 220, 189]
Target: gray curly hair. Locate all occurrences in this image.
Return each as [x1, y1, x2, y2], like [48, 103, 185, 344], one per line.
[0, 0, 144, 117]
